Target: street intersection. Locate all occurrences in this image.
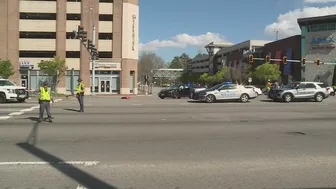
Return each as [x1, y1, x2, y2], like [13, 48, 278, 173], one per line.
[1, 95, 336, 189]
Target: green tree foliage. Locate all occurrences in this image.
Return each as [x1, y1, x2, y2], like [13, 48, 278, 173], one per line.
[38, 56, 67, 91]
[251, 63, 281, 83]
[179, 72, 201, 84]
[198, 73, 209, 83]
[0, 59, 15, 79]
[168, 53, 191, 69]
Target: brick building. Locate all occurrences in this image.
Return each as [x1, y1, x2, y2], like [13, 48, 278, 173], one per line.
[0, 0, 139, 94]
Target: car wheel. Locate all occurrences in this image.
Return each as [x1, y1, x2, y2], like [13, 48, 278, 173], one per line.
[283, 93, 292, 103]
[160, 97, 165, 99]
[315, 93, 324, 102]
[0, 93, 6, 103]
[240, 94, 249, 103]
[205, 94, 215, 103]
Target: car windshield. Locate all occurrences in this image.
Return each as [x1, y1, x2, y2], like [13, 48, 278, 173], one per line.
[167, 85, 179, 90]
[0, 80, 15, 86]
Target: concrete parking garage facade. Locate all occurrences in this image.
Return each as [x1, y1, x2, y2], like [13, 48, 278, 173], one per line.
[0, 0, 139, 95]
[298, 14, 336, 86]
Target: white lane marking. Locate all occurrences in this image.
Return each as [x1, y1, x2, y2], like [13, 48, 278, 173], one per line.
[0, 161, 100, 167]
[132, 104, 142, 106]
[20, 108, 35, 112]
[77, 185, 88, 189]
[0, 116, 12, 120]
[54, 99, 63, 102]
[8, 112, 24, 116]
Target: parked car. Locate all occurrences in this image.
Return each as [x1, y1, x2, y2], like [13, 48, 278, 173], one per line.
[194, 83, 258, 103]
[327, 86, 335, 96]
[270, 82, 330, 102]
[158, 84, 192, 99]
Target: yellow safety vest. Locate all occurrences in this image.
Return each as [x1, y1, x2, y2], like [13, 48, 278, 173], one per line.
[76, 82, 84, 94]
[39, 87, 51, 101]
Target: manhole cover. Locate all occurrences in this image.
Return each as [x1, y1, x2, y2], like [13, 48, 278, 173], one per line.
[286, 132, 305, 136]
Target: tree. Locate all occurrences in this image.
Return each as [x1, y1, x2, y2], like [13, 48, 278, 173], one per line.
[168, 53, 191, 69]
[138, 52, 165, 82]
[252, 63, 281, 83]
[198, 73, 209, 84]
[38, 56, 67, 91]
[0, 59, 15, 79]
[179, 72, 201, 84]
[230, 63, 251, 84]
[168, 56, 182, 69]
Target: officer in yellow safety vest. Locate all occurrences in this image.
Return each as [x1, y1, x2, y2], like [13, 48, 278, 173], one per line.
[76, 78, 85, 112]
[38, 81, 53, 123]
[266, 79, 271, 92]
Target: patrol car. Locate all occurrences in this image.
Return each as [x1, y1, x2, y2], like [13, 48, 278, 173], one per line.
[195, 83, 258, 103]
[0, 78, 28, 103]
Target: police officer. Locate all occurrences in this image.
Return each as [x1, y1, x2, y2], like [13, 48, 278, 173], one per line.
[76, 78, 85, 112]
[38, 81, 53, 123]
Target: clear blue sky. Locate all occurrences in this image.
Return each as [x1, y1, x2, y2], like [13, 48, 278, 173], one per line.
[138, 0, 336, 62]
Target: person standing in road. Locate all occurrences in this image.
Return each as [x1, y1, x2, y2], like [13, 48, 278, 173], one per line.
[38, 81, 53, 123]
[76, 78, 85, 112]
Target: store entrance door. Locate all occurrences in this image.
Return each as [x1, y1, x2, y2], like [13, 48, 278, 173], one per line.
[100, 80, 111, 93]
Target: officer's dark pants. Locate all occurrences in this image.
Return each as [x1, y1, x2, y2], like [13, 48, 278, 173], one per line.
[39, 100, 52, 120]
[77, 95, 84, 112]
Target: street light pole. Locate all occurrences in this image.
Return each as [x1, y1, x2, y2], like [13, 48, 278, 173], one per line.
[90, 8, 96, 96]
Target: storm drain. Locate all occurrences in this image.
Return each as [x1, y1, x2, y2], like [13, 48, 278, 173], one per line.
[286, 132, 306, 136]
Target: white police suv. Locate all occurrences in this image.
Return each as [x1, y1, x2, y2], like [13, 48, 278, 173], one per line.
[195, 83, 258, 103]
[0, 78, 28, 103]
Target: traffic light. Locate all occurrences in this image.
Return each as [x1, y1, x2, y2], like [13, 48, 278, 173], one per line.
[87, 39, 93, 49]
[283, 56, 287, 64]
[91, 47, 99, 60]
[77, 26, 84, 39]
[248, 55, 253, 64]
[316, 58, 320, 66]
[266, 55, 270, 63]
[301, 58, 306, 65]
[82, 31, 88, 43]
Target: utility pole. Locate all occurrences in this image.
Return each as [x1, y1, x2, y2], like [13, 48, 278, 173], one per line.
[90, 8, 96, 96]
[274, 30, 279, 41]
[76, 8, 99, 96]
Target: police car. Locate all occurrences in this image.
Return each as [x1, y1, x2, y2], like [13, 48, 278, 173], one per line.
[195, 83, 258, 103]
[0, 78, 28, 103]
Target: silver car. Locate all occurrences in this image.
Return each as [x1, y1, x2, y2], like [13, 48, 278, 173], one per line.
[271, 82, 330, 102]
[196, 83, 258, 103]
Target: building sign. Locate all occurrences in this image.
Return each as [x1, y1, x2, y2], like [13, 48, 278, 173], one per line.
[19, 60, 34, 69]
[96, 63, 118, 68]
[310, 35, 336, 49]
[132, 14, 136, 51]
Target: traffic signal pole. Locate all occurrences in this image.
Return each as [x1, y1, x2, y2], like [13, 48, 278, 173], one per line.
[91, 25, 96, 96]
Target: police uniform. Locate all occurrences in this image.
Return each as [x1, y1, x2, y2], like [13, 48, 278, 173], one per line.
[38, 81, 53, 122]
[76, 78, 85, 112]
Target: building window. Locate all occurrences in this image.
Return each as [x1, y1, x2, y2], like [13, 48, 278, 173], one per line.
[19, 51, 56, 58]
[66, 70, 80, 92]
[99, 33, 113, 40]
[309, 22, 336, 32]
[67, 0, 81, 2]
[66, 51, 80, 58]
[20, 32, 56, 39]
[99, 14, 113, 21]
[99, 52, 112, 58]
[66, 32, 77, 39]
[99, 0, 113, 2]
[67, 14, 81, 20]
[20, 13, 57, 20]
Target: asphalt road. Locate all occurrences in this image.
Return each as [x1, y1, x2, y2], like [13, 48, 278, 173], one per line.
[1, 95, 336, 189]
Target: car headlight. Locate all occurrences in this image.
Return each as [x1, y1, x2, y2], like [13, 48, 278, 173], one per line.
[199, 92, 206, 96]
[6, 89, 15, 93]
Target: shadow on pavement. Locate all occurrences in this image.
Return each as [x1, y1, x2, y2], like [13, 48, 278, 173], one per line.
[260, 99, 316, 103]
[24, 117, 40, 122]
[16, 121, 118, 189]
[64, 108, 80, 112]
